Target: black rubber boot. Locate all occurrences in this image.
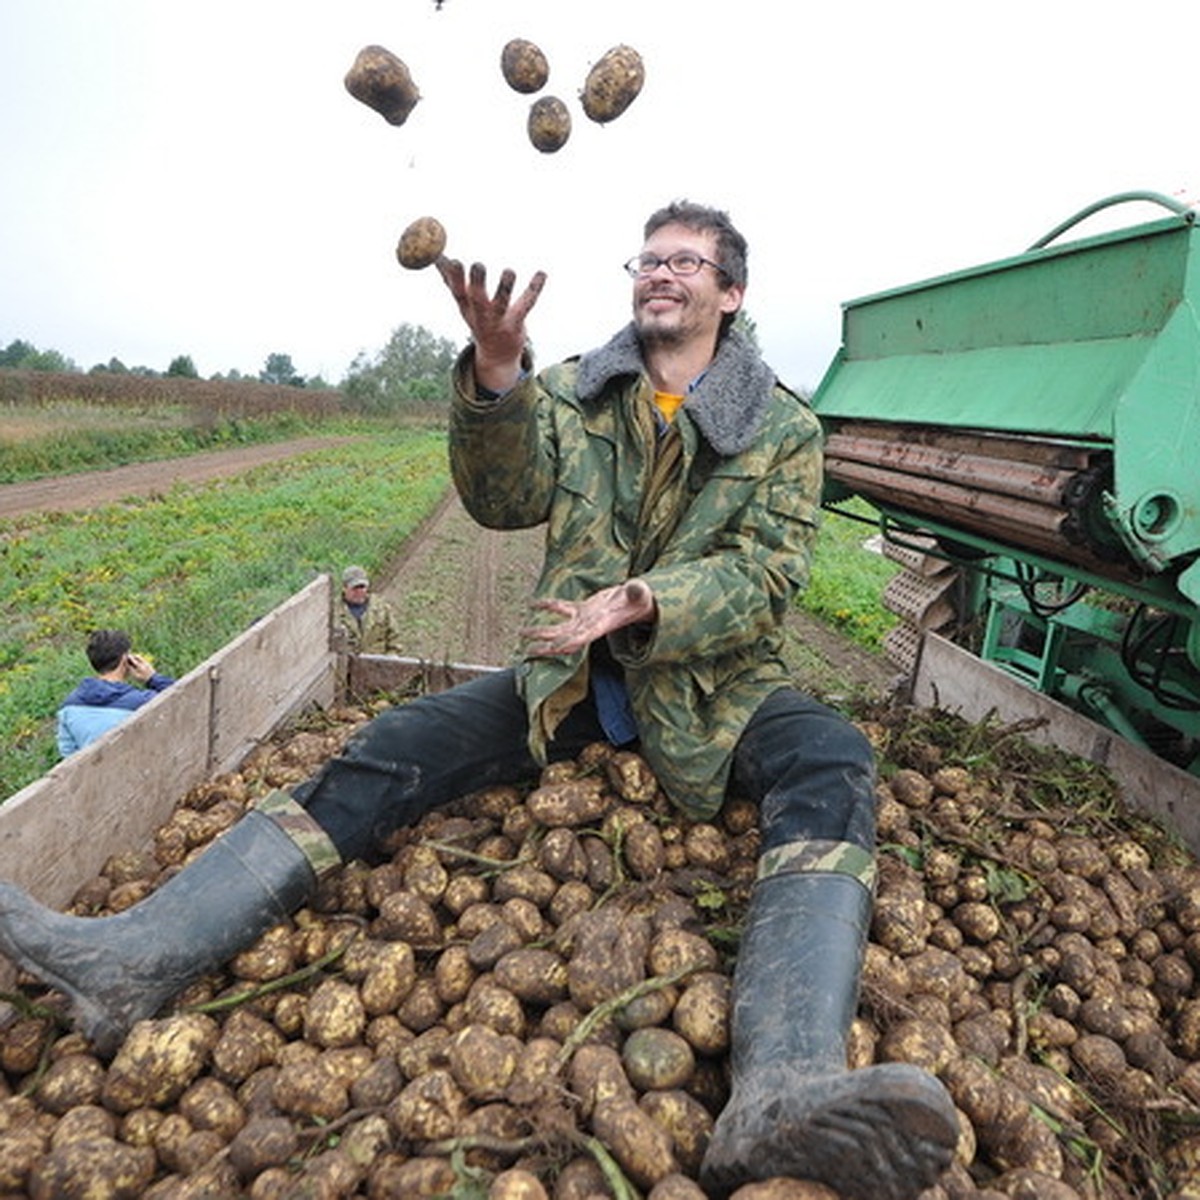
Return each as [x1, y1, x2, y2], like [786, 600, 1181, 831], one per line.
[700, 871, 958, 1200]
[0, 809, 319, 1056]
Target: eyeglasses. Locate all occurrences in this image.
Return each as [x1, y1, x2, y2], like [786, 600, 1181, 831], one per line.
[623, 251, 728, 279]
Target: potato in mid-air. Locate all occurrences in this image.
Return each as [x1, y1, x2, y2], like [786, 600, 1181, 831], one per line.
[344, 45, 421, 126]
[396, 217, 447, 270]
[581, 44, 644, 124]
[501, 38, 549, 94]
[527, 95, 571, 153]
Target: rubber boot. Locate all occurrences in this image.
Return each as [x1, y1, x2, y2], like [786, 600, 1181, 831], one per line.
[0, 801, 331, 1057]
[700, 870, 958, 1200]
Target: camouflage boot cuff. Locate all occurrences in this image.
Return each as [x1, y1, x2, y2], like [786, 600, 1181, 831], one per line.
[756, 838, 876, 892]
[254, 790, 342, 876]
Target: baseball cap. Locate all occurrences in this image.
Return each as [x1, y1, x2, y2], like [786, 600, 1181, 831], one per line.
[342, 565, 369, 587]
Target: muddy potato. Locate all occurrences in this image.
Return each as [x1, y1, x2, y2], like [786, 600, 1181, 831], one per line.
[33, 1053, 105, 1114]
[271, 1057, 350, 1122]
[527, 776, 608, 826]
[569, 1043, 637, 1117]
[615, 982, 678, 1032]
[500, 38, 549, 94]
[435, 942, 478, 1005]
[647, 1176, 710, 1200]
[362, 939, 418, 1015]
[648, 926, 720, 978]
[527, 95, 571, 153]
[624, 820, 667, 879]
[396, 216, 447, 271]
[568, 908, 652, 1008]
[448, 1023, 522, 1101]
[303, 976, 367, 1048]
[640, 1089, 714, 1176]
[580, 44, 645, 124]
[592, 1095, 679, 1189]
[177, 1076, 245, 1141]
[102, 1014, 219, 1112]
[495, 946, 570, 1005]
[369, 1153, 458, 1196]
[539, 827, 590, 881]
[878, 1016, 957, 1075]
[373, 888, 443, 947]
[344, 45, 421, 126]
[388, 1068, 469, 1141]
[623, 1026, 696, 1091]
[29, 1135, 156, 1200]
[0, 1124, 48, 1192]
[672, 971, 731, 1056]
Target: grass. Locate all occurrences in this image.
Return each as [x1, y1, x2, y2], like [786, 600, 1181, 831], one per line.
[0, 427, 450, 798]
[800, 499, 899, 651]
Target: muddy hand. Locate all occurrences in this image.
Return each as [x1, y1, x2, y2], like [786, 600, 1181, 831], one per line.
[436, 257, 546, 393]
[521, 580, 656, 656]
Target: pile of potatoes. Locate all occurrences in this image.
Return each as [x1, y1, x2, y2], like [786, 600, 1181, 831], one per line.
[3, 700, 1200, 1199]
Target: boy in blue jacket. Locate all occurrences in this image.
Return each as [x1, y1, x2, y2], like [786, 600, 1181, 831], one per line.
[56, 629, 174, 756]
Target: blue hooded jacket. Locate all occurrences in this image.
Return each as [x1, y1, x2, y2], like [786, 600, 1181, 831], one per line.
[56, 673, 175, 758]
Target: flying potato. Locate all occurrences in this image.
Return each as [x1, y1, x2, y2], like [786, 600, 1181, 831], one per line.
[396, 217, 447, 270]
[501, 38, 549, 94]
[581, 44, 644, 124]
[527, 95, 571, 153]
[344, 45, 421, 126]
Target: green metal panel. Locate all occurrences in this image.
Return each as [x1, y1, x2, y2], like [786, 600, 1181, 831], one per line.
[811, 201, 1200, 573]
[813, 212, 1195, 442]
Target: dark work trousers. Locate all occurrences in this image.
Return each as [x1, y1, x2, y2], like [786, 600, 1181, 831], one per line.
[292, 669, 877, 864]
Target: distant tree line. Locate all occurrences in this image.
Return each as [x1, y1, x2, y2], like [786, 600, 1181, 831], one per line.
[1, 323, 461, 412]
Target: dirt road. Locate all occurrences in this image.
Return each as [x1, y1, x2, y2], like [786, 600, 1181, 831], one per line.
[0, 437, 358, 518]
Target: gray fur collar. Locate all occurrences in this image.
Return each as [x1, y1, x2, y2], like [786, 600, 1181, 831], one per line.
[575, 324, 776, 456]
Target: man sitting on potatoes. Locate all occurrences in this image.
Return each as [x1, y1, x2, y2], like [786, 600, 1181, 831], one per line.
[0, 201, 956, 1200]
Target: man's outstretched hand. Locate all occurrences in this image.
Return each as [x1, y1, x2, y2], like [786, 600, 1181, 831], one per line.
[436, 257, 546, 394]
[521, 580, 657, 657]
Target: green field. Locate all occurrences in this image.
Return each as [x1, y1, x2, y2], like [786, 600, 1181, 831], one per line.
[0, 380, 895, 800]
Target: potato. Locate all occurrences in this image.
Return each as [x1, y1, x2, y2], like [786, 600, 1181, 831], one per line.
[373, 888, 443, 947]
[495, 946, 570, 1005]
[639, 1089, 714, 1176]
[527, 95, 571, 153]
[101, 1014, 219, 1112]
[303, 976, 367, 1048]
[672, 971, 730, 1056]
[344, 45, 421, 126]
[622, 1027, 696, 1091]
[271, 1056, 349, 1123]
[527, 777, 608, 826]
[568, 908, 651, 1008]
[388, 1068, 468, 1141]
[177, 1076, 245, 1141]
[591, 1095, 679, 1189]
[362, 939, 418, 1014]
[448, 1023, 522, 1101]
[28, 1135, 156, 1200]
[33, 1053, 105, 1114]
[647, 1176, 711, 1200]
[396, 216, 447, 271]
[500, 39, 549, 94]
[580, 45, 645, 125]
[369, 1153, 458, 1196]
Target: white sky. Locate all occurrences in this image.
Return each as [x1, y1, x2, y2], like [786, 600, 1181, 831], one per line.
[0, 1, 1195, 393]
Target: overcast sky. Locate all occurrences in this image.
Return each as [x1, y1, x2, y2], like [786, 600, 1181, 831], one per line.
[1, 1, 1195, 393]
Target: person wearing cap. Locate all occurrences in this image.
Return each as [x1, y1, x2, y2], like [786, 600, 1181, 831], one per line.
[334, 565, 403, 654]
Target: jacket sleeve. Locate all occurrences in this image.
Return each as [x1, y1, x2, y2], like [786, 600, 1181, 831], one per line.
[448, 347, 559, 530]
[611, 406, 823, 667]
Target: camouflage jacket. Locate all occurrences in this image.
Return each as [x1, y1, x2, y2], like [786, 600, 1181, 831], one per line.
[335, 597, 403, 655]
[449, 324, 823, 819]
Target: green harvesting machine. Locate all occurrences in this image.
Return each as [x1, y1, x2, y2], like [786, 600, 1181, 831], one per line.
[810, 191, 1200, 776]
